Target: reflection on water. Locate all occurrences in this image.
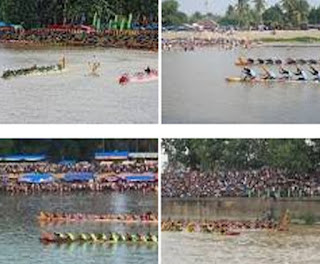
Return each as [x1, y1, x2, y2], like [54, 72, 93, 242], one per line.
[163, 46, 320, 123]
[162, 198, 320, 264]
[0, 46, 158, 124]
[0, 192, 158, 264]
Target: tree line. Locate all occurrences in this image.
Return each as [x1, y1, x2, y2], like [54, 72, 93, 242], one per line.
[162, 139, 320, 173]
[0, 139, 158, 161]
[0, 0, 158, 29]
[162, 0, 320, 29]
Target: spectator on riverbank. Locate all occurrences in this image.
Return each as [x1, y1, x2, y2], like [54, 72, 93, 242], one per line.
[0, 160, 157, 175]
[0, 29, 158, 51]
[162, 167, 320, 198]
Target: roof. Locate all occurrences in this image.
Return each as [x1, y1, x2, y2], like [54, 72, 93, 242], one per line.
[62, 172, 94, 182]
[95, 151, 129, 160]
[0, 154, 46, 162]
[123, 174, 156, 182]
[18, 173, 54, 184]
[128, 152, 158, 159]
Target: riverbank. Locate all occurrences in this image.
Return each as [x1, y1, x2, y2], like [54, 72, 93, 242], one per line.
[163, 197, 320, 226]
[162, 29, 320, 46]
[0, 29, 158, 51]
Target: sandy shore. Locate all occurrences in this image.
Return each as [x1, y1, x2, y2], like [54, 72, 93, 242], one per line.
[162, 29, 320, 42]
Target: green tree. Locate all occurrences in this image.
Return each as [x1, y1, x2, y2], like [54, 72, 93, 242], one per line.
[253, 0, 266, 24]
[281, 0, 310, 27]
[308, 6, 320, 24]
[162, 0, 187, 25]
[163, 139, 320, 173]
[262, 4, 285, 28]
[0, 0, 158, 28]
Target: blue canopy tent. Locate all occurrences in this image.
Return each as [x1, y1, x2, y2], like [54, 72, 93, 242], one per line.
[2, 154, 46, 162]
[18, 173, 54, 184]
[62, 172, 94, 182]
[124, 174, 155, 182]
[0, 22, 9, 27]
[95, 151, 129, 160]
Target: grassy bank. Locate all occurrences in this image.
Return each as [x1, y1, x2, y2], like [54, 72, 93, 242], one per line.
[162, 30, 320, 45]
[258, 36, 320, 43]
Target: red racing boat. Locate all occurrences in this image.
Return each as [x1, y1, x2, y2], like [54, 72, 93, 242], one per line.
[119, 70, 158, 85]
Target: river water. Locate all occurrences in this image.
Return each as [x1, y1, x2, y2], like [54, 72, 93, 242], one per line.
[162, 198, 320, 264]
[163, 45, 320, 123]
[0, 46, 158, 124]
[0, 192, 158, 264]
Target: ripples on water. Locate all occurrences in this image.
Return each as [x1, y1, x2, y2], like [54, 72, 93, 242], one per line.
[162, 228, 320, 264]
[0, 46, 158, 124]
[0, 192, 158, 264]
[163, 46, 320, 124]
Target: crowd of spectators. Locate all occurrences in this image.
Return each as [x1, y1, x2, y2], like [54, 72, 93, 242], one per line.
[2, 181, 157, 194]
[162, 167, 320, 198]
[0, 29, 158, 51]
[0, 160, 158, 194]
[0, 160, 158, 175]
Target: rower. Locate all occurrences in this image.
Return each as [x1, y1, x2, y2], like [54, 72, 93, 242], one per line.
[261, 66, 276, 80]
[247, 58, 254, 65]
[242, 67, 257, 81]
[275, 59, 282, 65]
[286, 58, 296, 65]
[295, 66, 308, 81]
[279, 66, 292, 80]
[265, 59, 274, 65]
[237, 56, 247, 65]
[309, 65, 320, 81]
[257, 58, 264, 64]
[145, 66, 151, 75]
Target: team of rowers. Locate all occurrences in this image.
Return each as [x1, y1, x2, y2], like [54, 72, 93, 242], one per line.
[40, 231, 158, 244]
[162, 210, 291, 235]
[242, 65, 320, 81]
[38, 211, 158, 223]
[1, 57, 66, 79]
[118, 66, 158, 85]
[236, 57, 320, 66]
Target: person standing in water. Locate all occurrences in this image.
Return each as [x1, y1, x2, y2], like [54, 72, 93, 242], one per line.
[88, 55, 101, 76]
[58, 56, 66, 70]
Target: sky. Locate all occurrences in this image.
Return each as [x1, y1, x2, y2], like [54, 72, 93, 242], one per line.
[173, 0, 320, 15]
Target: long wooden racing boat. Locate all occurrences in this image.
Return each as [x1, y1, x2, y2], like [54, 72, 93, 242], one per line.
[226, 77, 319, 84]
[40, 232, 158, 244]
[1, 64, 64, 79]
[161, 219, 277, 233]
[38, 211, 158, 224]
[162, 212, 290, 236]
